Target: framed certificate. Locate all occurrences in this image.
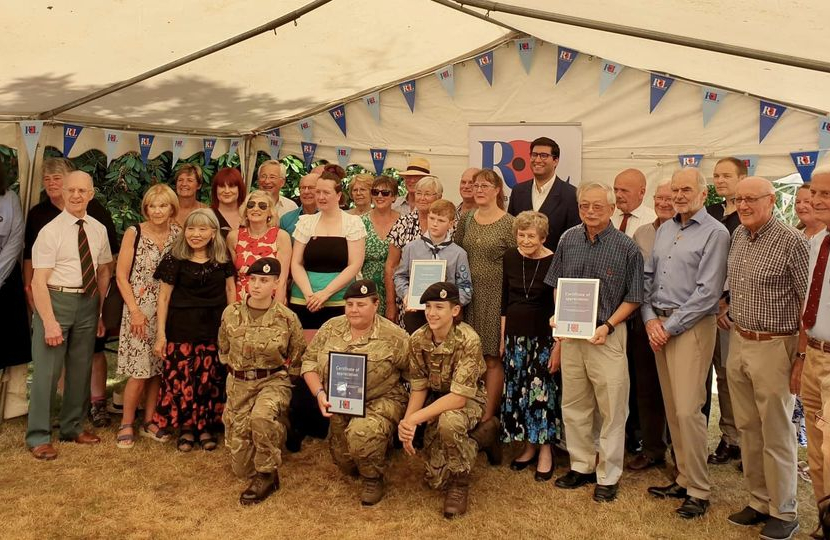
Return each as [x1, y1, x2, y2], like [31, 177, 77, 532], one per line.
[553, 278, 600, 340]
[406, 259, 447, 310]
[327, 352, 367, 417]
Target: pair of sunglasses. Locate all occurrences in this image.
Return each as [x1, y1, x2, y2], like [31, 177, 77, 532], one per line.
[371, 189, 392, 197]
[246, 201, 269, 210]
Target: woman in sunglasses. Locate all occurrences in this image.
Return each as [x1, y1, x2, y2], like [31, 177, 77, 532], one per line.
[227, 190, 292, 302]
[360, 176, 400, 317]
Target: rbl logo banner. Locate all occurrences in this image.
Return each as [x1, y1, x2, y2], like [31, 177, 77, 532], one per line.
[598, 60, 623, 96]
[435, 65, 455, 98]
[104, 130, 120, 166]
[819, 117, 830, 159]
[556, 47, 578, 84]
[363, 92, 381, 124]
[63, 124, 84, 156]
[759, 100, 787, 143]
[329, 104, 347, 136]
[19, 120, 43, 159]
[476, 50, 494, 86]
[370, 148, 387, 175]
[298, 118, 313, 142]
[515, 37, 535, 74]
[301, 142, 317, 169]
[138, 133, 155, 165]
[172, 137, 186, 167]
[266, 130, 282, 160]
[649, 74, 674, 113]
[677, 154, 703, 168]
[203, 138, 216, 165]
[701, 86, 727, 127]
[735, 155, 759, 176]
[228, 138, 241, 160]
[335, 146, 351, 169]
[399, 80, 417, 113]
[791, 151, 819, 181]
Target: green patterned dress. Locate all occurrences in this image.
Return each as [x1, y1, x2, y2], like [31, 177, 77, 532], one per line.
[360, 213, 390, 316]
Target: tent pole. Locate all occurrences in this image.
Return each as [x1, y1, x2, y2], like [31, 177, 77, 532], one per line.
[35, 0, 334, 120]
[442, 0, 830, 74]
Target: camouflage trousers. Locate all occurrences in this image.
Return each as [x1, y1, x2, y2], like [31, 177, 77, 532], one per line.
[223, 374, 292, 478]
[423, 397, 484, 489]
[329, 391, 407, 479]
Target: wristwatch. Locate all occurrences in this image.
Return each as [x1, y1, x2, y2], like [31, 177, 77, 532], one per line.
[604, 321, 615, 335]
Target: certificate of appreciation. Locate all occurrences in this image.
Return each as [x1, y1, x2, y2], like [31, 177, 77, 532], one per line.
[553, 278, 600, 339]
[327, 352, 367, 416]
[406, 259, 447, 310]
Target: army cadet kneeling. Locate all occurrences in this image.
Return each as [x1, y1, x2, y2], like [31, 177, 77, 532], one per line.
[218, 257, 305, 505]
[398, 282, 497, 519]
[301, 280, 410, 506]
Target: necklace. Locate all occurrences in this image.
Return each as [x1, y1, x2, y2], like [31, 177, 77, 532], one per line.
[521, 254, 542, 299]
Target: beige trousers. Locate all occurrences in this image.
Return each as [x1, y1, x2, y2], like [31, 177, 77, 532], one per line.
[727, 332, 798, 521]
[802, 344, 830, 503]
[560, 325, 629, 486]
[713, 329, 740, 446]
[654, 315, 716, 500]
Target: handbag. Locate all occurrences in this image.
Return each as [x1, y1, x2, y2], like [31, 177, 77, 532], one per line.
[102, 225, 142, 335]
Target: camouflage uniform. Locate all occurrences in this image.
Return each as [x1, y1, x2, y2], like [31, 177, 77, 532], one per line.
[218, 300, 305, 479]
[301, 314, 409, 479]
[409, 321, 486, 489]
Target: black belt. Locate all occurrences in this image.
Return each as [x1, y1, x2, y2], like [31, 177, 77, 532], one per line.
[230, 366, 286, 381]
[653, 307, 675, 317]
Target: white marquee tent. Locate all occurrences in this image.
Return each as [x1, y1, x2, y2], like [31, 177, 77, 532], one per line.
[2, 0, 829, 206]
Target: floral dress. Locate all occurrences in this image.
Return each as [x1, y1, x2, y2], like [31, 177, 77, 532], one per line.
[233, 226, 280, 300]
[360, 214, 390, 316]
[116, 223, 180, 378]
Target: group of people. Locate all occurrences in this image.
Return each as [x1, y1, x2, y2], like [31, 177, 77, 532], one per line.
[1, 140, 829, 536]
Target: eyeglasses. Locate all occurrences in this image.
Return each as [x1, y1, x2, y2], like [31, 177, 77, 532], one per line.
[63, 188, 92, 196]
[246, 201, 269, 210]
[653, 196, 673, 203]
[371, 189, 393, 197]
[578, 203, 609, 212]
[472, 184, 495, 191]
[414, 191, 437, 198]
[734, 195, 772, 205]
[530, 152, 553, 160]
[259, 174, 283, 182]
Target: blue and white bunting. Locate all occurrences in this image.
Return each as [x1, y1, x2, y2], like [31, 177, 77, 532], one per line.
[678, 154, 703, 168]
[399, 80, 416, 113]
[701, 87, 727, 127]
[515, 37, 535, 74]
[329, 104, 347, 137]
[228, 138, 241, 160]
[435, 65, 455, 98]
[475, 50, 494, 86]
[19, 120, 43, 160]
[302, 142, 317, 169]
[363, 92, 381, 124]
[138, 133, 155, 165]
[172, 137, 185, 167]
[735, 155, 759, 177]
[336, 146, 351, 169]
[63, 124, 83, 157]
[203, 138, 216, 165]
[370, 148, 387, 175]
[819, 117, 830, 160]
[791, 151, 819, 182]
[649, 74, 674, 113]
[104, 130, 120, 166]
[598, 60, 623, 96]
[556, 47, 578, 84]
[298, 118, 313, 142]
[266, 131, 283, 160]
[759, 100, 787, 143]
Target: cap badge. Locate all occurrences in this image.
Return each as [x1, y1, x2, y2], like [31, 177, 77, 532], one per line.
[360, 285, 368, 294]
[439, 289, 447, 299]
[263, 264, 271, 273]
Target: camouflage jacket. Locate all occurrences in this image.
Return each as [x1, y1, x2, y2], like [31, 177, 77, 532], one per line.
[408, 321, 486, 401]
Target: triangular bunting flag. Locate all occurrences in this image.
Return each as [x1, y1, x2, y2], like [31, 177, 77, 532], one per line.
[266, 131, 283, 160]
[19, 121, 43, 160]
[735, 155, 759, 176]
[329, 104, 347, 137]
[228, 138, 241, 160]
[336, 146, 351, 169]
[475, 51, 494, 86]
[759, 100, 787, 143]
[302, 142, 317, 169]
[516, 37, 535, 74]
[203, 138, 216, 165]
[818, 117, 830, 160]
[299, 118, 313, 142]
[63, 124, 83, 157]
[678, 154, 703, 168]
[791, 151, 819, 182]
[649, 74, 674, 113]
[104, 130, 120, 166]
[556, 47, 578, 84]
[701, 87, 728, 127]
[363, 92, 381, 124]
[370, 148, 387, 175]
[435, 65, 455, 98]
[138, 133, 155, 165]
[598, 60, 623, 96]
[172, 137, 185, 167]
[399, 80, 416, 113]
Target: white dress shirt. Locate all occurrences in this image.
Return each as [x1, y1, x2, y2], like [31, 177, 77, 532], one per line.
[531, 178, 555, 212]
[611, 204, 658, 238]
[276, 196, 298, 218]
[806, 229, 830, 342]
[32, 210, 112, 287]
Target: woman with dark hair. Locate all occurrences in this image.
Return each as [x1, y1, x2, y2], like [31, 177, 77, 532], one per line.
[211, 167, 247, 238]
[0, 161, 30, 371]
[360, 176, 400, 317]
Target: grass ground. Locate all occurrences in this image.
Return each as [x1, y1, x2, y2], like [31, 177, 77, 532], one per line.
[0, 359, 819, 540]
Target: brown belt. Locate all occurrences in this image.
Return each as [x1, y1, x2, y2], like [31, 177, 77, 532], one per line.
[808, 337, 830, 354]
[735, 324, 796, 342]
[230, 366, 286, 381]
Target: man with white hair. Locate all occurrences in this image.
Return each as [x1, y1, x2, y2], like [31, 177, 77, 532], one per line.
[642, 168, 730, 518]
[257, 160, 298, 217]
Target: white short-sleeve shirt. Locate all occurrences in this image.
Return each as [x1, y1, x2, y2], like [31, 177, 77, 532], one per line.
[32, 209, 113, 287]
[293, 211, 367, 245]
[276, 196, 298, 218]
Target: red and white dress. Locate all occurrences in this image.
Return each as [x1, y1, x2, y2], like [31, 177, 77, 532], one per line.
[233, 225, 280, 300]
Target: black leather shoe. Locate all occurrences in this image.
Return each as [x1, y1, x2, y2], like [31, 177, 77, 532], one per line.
[708, 439, 740, 464]
[627, 454, 666, 471]
[554, 470, 596, 489]
[727, 505, 770, 526]
[648, 482, 687, 499]
[510, 456, 537, 471]
[593, 483, 618, 502]
[534, 468, 554, 482]
[676, 496, 709, 519]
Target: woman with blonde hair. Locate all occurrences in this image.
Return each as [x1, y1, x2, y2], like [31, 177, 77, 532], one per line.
[348, 174, 374, 215]
[114, 184, 181, 448]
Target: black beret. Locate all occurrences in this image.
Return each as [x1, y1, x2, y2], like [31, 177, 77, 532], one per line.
[248, 257, 281, 276]
[419, 282, 460, 304]
[344, 279, 378, 299]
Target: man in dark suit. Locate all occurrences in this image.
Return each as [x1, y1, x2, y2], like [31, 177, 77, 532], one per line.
[506, 137, 580, 251]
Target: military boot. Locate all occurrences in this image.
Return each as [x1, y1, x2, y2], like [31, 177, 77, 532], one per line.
[469, 417, 503, 465]
[443, 473, 471, 519]
[239, 470, 280, 505]
[360, 475, 385, 506]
